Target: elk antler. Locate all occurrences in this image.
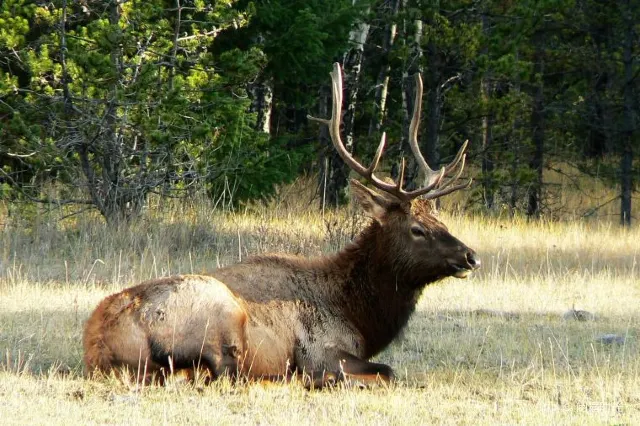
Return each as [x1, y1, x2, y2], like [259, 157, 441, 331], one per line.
[408, 73, 472, 200]
[308, 62, 471, 203]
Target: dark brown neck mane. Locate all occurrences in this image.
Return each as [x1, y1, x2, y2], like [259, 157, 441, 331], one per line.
[329, 221, 443, 357]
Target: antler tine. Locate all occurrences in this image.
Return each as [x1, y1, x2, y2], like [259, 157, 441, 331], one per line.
[424, 154, 472, 200]
[367, 132, 387, 175]
[408, 140, 469, 199]
[424, 178, 473, 200]
[409, 73, 444, 188]
[396, 158, 406, 193]
[403, 143, 470, 200]
[438, 153, 467, 189]
[442, 140, 469, 175]
[308, 63, 402, 198]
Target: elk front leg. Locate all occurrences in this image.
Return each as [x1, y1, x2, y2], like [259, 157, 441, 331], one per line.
[303, 349, 395, 389]
[339, 351, 395, 384]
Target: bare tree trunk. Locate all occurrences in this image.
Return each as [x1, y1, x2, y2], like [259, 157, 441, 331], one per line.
[423, 37, 441, 174]
[323, 1, 370, 206]
[398, 2, 423, 187]
[620, 0, 635, 226]
[342, 4, 370, 157]
[509, 133, 520, 216]
[481, 77, 495, 210]
[248, 34, 273, 134]
[316, 84, 332, 210]
[248, 75, 273, 134]
[480, 13, 495, 210]
[509, 51, 522, 216]
[368, 0, 399, 137]
[527, 33, 545, 219]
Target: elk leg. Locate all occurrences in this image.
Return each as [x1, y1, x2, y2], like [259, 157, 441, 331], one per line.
[302, 371, 340, 390]
[192, 343, 243, 382]
[217, 344, 242, 377]
[335, 350, 395, 386]
[193, 308, 247, 381]
[303, 349, 395, 389]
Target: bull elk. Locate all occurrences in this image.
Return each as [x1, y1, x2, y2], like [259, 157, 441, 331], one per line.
[83, 63, 480, 388]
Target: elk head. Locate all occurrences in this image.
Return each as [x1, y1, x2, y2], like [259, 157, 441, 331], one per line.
[309, 63, 480, 285]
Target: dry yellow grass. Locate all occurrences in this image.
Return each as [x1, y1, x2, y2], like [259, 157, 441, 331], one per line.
[0, 189, 639, 424]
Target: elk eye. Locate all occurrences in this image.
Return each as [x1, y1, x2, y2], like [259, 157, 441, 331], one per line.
[410, 225, 427, 238]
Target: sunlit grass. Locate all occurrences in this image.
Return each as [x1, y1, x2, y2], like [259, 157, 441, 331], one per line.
[0, 180, 639, 424]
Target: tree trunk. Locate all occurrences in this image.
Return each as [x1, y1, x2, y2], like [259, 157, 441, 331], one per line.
[509, 133, 520, 216]
[509, 51, 522, 216]
[248, 74, 274, 134]
[324, 1, 370, 206]
[398, 3, 423, 187]
[316, 84, 333, 211]
[481, 78, 495, 210]
[480, 12, 495, 210]
[421, 1, 442, 180]
[247, 34, 273, 134]
[620, 0, 635, 227]
[584, 74, 610, 158]
[423, 37, 441, 174]
[368, 0, 399, 137]
[527, 33, 544, 219]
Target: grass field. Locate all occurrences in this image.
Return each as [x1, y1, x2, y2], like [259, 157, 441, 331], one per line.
[0, 188, 639, 425]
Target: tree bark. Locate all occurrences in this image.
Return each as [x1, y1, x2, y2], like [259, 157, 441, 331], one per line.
[248, 34, 273, 134]
[508, 49, 522, 216]
[398, 3, 423, 187]
[248, 74, 273, 134]
[342, 6, 370, 158]
[620, 0, 635, 227]
[423, 35, 441, 175]
[316, 84, 332, 211]
[323, 1, 370, 206]
[481, 78, 495, 210]
[527, 32, 545, 219]
[368, 0, 399, 137]
[480, 12, 495, 210]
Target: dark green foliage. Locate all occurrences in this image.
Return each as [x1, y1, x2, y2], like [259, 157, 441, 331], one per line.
[0, 0, 638, 223]
[0, 0, 306, 221]
[251, 0, 362, 104]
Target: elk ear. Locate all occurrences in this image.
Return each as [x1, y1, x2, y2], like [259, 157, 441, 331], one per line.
[350, 179, 400, 222]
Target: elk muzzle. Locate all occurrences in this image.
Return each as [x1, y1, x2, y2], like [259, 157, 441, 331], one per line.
[449, 249, 480, 279]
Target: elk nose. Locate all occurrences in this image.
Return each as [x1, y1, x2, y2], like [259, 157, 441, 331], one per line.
[466, 251, 481, 269]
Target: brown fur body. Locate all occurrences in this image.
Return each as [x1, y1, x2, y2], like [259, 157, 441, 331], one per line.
[83, 185, 480, 386]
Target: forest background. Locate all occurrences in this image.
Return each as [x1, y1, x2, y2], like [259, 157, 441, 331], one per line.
[0, 0, 638, 224]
